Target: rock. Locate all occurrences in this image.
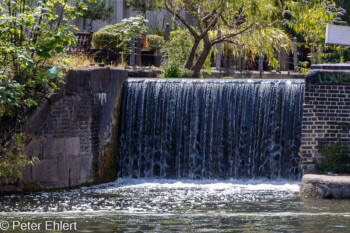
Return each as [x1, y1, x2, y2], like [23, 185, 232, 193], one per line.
[300, 174, 350, 199]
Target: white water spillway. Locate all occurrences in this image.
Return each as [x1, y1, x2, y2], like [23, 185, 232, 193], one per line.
[118, 79, 305, 180]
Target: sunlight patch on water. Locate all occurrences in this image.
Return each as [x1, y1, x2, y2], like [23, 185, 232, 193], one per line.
[0, 179, 300, 213]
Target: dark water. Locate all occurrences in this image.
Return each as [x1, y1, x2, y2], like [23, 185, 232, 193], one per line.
[1, 179, 350, 232]
[118, 79, 304, 180]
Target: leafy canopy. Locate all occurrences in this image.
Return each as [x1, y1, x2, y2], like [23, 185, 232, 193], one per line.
[149, 0, 292, 74]
[0, 0, 95, 143]
[82, 0, 114, 31]
[283, 0, 344, 64]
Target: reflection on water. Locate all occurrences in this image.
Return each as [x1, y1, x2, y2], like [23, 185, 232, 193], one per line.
[1, 179, 350, 232]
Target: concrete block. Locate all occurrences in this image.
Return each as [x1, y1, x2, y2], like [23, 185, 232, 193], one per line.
[64, 137, 80, 157]
[31, 159, 59, 183]
[42, 138, 65, 159]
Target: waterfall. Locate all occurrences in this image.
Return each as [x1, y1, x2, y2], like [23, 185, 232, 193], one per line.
[118, 79, 304, 180]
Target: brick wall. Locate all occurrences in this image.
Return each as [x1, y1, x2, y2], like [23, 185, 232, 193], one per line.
[21, 68, 128, 190]
[301, 70, 350, 173]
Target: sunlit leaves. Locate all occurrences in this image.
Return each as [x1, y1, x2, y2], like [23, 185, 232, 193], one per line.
[0, 0, 85, 118]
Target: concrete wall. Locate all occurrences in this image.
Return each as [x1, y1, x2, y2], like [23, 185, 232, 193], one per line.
[21, 68, 127, 190]
[300, 69, 350, 173]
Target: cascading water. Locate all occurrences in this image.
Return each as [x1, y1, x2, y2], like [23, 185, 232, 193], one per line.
[118, 79, 304, 180]
[4, 78, 350, 233]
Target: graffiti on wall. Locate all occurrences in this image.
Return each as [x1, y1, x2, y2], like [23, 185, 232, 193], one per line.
[318, 73, 350, 85]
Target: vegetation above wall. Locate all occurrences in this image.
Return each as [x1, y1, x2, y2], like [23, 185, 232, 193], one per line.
[92, 16, 149, 51]
[0, 0, 97, 184]
[125, 0, 348, 75]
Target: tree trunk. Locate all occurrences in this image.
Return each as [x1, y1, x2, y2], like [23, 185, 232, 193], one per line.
[191, 41, 212, 77]
[184, 39, 200, 70]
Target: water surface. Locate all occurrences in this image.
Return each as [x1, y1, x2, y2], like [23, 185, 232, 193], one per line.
[1, 179, 350, 232]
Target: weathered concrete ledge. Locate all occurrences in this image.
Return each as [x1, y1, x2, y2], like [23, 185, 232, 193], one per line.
[300, 174, 350, 199]
[124, 66, 305, 79]
[202, 70, 304, 79]
[1, 68, 128, 192]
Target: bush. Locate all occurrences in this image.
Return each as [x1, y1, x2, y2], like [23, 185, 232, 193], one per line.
[92, 24, 125, 51]
[0, 0, 85, 143]
[0, 134, 39, 184]
[146, 35, 164, 52]
[315, 141, 350, 174]
[92, 16, 149, 51]
[162, 62, 182, 78]
[160, 28, 193, 78]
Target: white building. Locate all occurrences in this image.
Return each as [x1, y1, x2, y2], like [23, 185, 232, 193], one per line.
[75, 0, 172, 33]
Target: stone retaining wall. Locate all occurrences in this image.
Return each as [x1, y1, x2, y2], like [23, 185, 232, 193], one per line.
[19, 68, 127, 190]
[300, 69, 350, 173]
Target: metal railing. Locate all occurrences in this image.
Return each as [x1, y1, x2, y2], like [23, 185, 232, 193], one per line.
[66, 32, 93, 54]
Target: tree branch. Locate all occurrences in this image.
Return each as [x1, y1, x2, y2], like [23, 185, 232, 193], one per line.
[164, 0, 199, 38]
[199, 6, 224, 39]
[211, 23, 255, 45]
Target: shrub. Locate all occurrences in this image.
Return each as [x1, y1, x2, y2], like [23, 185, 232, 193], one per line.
[146, 35, 164, 53]
[92, 16, 149, 51]
[92, 25, 125, 51]
[162, 62, 182, 78]
[315, 141, 350, 174]
[0, 134, 39, 185]
[160, 28, 193, 78]
[0, 0, 86, 143]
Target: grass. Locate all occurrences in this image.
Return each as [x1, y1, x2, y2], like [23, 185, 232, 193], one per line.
[67, 53, 99, 68]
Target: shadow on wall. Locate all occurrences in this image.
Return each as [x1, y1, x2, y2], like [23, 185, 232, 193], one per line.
[16, 68, 128, 191]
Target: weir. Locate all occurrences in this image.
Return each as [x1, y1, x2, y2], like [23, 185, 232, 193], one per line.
[118, 79, 305, 180]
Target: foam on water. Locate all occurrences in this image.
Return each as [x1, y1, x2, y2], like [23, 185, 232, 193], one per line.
[106, 178, 300, 192]
[1, 180, 350, 232]
[0, 179, 300, 213]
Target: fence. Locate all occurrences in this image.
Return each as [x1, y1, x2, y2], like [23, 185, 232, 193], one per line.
[125, 37, 300, 72]
[66, 32, 93, 54]
[67, 32, 300, 72]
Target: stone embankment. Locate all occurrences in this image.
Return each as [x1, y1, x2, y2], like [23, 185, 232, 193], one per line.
[300, 174, 350, 199]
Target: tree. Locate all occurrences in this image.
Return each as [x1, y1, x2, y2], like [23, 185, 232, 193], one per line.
[82, 0, 114, 31]
[283, 0, 344, 64]
[144, 0, 290, 76]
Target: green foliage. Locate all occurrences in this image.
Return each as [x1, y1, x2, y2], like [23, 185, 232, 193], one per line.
[146, 35, 164, 52]
[181, 69, 202, 78]
[92, 16, 149, 51]
[284, 0, 344, 64]
[220, 27, 292, 70]
[160, 28, 193, 77]
[152, 0, 295, 74]
[82, 0, 114, 31]
[148, 16, 167, 37]
[92, 24, 125, 50]
[323, 46, 350, 63]
[126, 0, 157, 15]
[0, 134, 39, 184]
[162, 63, 183, 78]
[298, 61, 310, 74]
[316, 141, 350, 174]
[0, 0, 89, 123]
